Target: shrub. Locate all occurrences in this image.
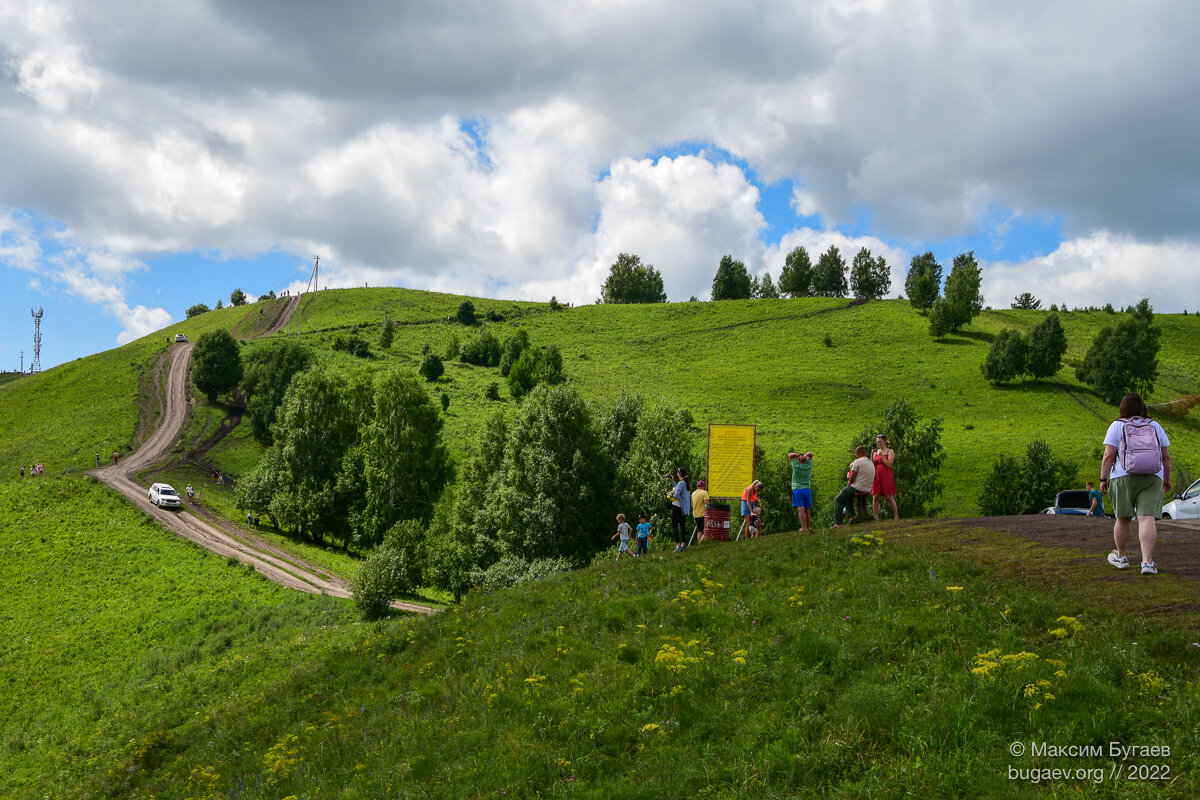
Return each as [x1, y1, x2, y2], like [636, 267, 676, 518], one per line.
[352, 537, 421, 618]
[470, 555, 573, 594]
[978, 440, 1078, 515]
[484, 381, 501, 400]
[185, 303, 210, 318]
[460, 330, 501, 366]
[440, 392, 450, 412]
[1076, 299, 1160, 403]
[332, 333, 370, 358]
[486, 308, 504, 322]
[378, 315, 394, 349]
[457, 300, 476, 325]
[419, 353, 444, 382]
[981, 329, 1029, 386]
[444, 334, 460, 360]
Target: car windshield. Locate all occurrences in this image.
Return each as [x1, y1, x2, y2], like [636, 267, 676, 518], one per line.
[160, 488, 177, 496]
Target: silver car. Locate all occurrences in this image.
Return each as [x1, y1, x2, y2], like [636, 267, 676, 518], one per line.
[149, 482, 182, 509]
[1162, 478, 1200, 520]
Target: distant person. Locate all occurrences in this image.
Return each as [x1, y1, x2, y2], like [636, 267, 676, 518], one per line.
[788, 451, 814, 531]
[1101, 392, 1171, 575]
[247, 511, 254, 526]
[834, 447, 875, 527]
[94, 453, 100, 468]
[669, 467, 691, 553]
[253, 514, 260, 529]
[738, 480, 764, 538]
[690, 480, 710, 542]
[113, 450, 119, 466]
[871, 435, 899, 520]
[1086, 481, 1105, 517]
[611, 513, 633, 561]
[186, 484, 194, 502]
[19, 466, 24, 478]
[748, 500, 763, 537]
[635, 513, 652, 556]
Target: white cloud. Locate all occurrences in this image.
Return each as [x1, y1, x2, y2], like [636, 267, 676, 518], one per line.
[982, 233, 1200, 312]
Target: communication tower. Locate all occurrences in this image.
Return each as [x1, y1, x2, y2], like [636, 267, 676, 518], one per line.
[30, 308, 43, 374]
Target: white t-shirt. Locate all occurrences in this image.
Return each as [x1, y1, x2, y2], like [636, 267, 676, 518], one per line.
[617, 522, 632, 541]
[849, 456, 876, 493]
[1103, 418, 1170, 480]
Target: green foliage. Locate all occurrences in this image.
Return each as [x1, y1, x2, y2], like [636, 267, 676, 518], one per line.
[331, 332, 370, 358]
[507, 347, 543, 398]
[942, 251, 984, 332]
[499, 330, 530, 377]
[849, 247, 890, 300]
[215, 298, 224, 310]
[1076, 299, 1161, 403]
[1026, 313, 1067, 381]
[353, 521, 425, 618]
[1011, 292, 1041, 310]
[905, 252, 942, 311]
[185, 302, 210, 318]
[470, 554, 573, 593]
[484, 381, 501, 400]
[757, 271, 781, 299]
[601, 391, 643, 473]
[457, 300, 477, 325]
[418, 353, 444, 382]
[615, 402, 695, 531]
[778, 246, 812, 297]
[229, 288, 247, 307]
[378, 314, 395, 349]
[927, 297, 953, 338]
[191, 329, 244, 402]
[460, 329, 501, 366]
[541, 344, 564, 385]
[852, 398, 944, 518]
[811, 245, 848, 297]
[981, 328, 1030, 386]
[444, 333, 460, 360]
[241, 339, 313, 446]
[978, 439, 1078, 515]
[600, 253, 667, 304]
[440, 392, 450, 412]
[711, 254, 751, 300]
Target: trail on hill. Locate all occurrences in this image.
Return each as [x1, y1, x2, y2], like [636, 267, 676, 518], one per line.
[89, 299, 436, 615]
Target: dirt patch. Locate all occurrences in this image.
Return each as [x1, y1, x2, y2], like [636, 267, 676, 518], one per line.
[961, 515, 1200, 580]
[132, 351, 169, 450]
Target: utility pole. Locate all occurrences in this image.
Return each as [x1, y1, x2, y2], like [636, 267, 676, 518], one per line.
[30, 308, 43, 373]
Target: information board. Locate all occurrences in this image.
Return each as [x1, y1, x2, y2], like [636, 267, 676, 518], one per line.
[706, 424, 756, 498]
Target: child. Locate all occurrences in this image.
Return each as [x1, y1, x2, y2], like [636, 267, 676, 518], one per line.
[635, 513, 652, 556]
[611, 513, 633, 560]
[748, 501, 763, 538]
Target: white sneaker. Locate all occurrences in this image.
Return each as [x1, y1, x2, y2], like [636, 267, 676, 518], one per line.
[1107, 551, 1130, 570]
[1141, 562, 1158, 575]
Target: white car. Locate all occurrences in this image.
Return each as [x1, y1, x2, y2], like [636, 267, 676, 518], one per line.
[149, 483, 182, 509]
[174, 333, 189, 342]
[1162, 478, 1200, 520]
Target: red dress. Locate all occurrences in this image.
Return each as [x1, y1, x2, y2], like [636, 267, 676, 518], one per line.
[872, 453, 896, 496]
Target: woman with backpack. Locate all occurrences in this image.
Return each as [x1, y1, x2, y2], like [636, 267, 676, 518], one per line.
[1100, 392, 1172, 575]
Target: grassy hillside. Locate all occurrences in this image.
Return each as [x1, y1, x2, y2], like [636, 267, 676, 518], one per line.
[6, 481, 1199, 797]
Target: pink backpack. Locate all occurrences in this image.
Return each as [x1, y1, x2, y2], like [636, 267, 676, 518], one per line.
[1118, 417, 1163, 475]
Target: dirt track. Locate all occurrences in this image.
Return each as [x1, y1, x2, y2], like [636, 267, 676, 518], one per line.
[90, 298, 435, 615]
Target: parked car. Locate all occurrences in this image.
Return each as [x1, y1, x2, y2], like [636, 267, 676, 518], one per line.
[149, 483, 182, 509]
[1041, 489, 1099, 516]
[174, 333, 188, 342]
[1162, 478, 1200, 520]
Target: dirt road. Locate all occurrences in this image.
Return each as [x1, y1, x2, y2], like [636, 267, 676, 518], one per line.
[91, 308, 435, 614]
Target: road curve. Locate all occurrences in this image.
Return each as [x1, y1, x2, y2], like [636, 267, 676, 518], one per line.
[90, 308, 436, 614]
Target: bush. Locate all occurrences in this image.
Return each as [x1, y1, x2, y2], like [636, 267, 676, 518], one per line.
[185, 303, 210, 318]
[457, 300, 476, 325]
[470, 555, 572, 594]
[850, 398, 944, 518]
[440, 392, 450, 412]
[332, 333, 370, 358]
[352, 541, 421, 619]
[981, 329, 1029, 386]
[444, 334, 460, 360]
[978, 440, 1078, 515]
[484, 381, 501, 400]
[378, 315, 395, 349]
[419, 353, 444, 382]
[460, 330, 501, 366]
[486, 308, 504, 322]
[1026, 313, 1067, 381]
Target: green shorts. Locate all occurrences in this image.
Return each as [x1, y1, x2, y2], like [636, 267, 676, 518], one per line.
[1110, 474, 1164, 519]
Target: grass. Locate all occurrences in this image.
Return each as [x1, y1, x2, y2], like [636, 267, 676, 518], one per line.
[10, 492, 1199, 797]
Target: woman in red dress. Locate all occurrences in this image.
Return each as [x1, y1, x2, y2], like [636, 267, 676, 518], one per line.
[871, 434, 899, 520]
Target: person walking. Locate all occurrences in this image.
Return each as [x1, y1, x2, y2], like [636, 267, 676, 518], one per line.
[669, 467, 692, 553]
[788, 451, 814, 531]
[834, 447, 875, 527]
[94, 453, 100, 468]
[1086, 481, 1105, 517]
[871, 435, 899, 520]
[113, 450, 119, 466]
[1101, 393, 1171, 575]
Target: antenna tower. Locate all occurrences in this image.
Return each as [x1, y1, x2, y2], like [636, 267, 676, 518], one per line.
[30, 308, 43, 374]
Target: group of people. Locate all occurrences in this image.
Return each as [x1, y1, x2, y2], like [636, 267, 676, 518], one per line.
[828, 434, 900, 528]
[18, 463, 45, 477]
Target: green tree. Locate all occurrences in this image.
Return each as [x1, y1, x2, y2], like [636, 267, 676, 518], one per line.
[444, 333, 460, 360]
[229, 288, 247, 306]
[185, 303, 210, 318]
[499, 330, 530, 377]
[1011, 292, 1041, 310]
[904, 252, 942, 311]
[615, 403, 695, 533]
[378, 314, 395, 349]
[942, 251, 984, 332]
[749, 274, 762, 299]
[541, 344, 564, 385]
[191, 330, 244, 402]
[778, 246, 812, 297]
[927, 297, 954, 338]
[849, 247, 890, 300]
[811, 245, 848, 297]
[981, 328, 1029, 386]
[1026, 313, 1067, 381]
[1076, 298, 1161, 403]
[850, 398, 944, 518]
[419, 353, 444, 382]
[460, 329, 501, 366]
[600, 253, 667, 304]
[359, 371, 451, 547]
[711, 255, 752, 300]
[978, 440, 1077, 515]
[457, 300, 476, 325]
[215, 299, 224, 310]
[600, 391, 643, 474]
[353, 519, 426, 618]
[758, 271, 780, 299]
[242, 339, 313, 445]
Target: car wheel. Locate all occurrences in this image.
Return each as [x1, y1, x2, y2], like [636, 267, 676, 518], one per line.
[1162, 513, 1171, 520]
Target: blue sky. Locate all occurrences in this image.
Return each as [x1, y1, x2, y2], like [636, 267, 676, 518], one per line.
[2, 1, 1198, 370]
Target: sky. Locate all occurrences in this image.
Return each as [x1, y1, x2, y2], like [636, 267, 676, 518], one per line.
[2, 0, 1199, 370]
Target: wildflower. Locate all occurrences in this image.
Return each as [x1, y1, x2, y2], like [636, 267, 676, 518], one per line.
[945, 586, 963, 592]
[641, 723, 659, 733]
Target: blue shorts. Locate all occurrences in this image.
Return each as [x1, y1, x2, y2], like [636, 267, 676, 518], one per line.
[741, 500, 752, 516]
[791, 488, 812, 509]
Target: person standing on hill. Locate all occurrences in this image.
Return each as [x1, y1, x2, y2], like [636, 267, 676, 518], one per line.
[669, 467, 692, 553]
[690, 480, 710, 542]
[1101, 392, 1171, 575]
[788, 451, 814, 531]
[94, 453, 100, 468]
[834, 447, 874, 527]
[738, 480, 764, 538]
[871, 435, 899, 520]
[113, 450, 119, 466]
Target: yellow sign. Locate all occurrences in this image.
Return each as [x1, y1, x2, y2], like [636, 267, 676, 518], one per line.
[707, 424, 756, 498]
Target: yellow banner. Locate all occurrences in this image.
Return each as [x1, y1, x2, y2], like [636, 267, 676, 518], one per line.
[707, 424, 756, 498]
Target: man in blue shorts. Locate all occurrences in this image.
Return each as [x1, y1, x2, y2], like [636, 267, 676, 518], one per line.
[788, 451, 814, 531]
